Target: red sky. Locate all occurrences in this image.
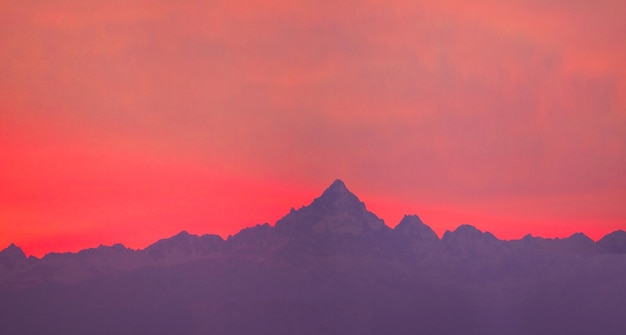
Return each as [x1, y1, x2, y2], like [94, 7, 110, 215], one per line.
[2, 0, 625, 257]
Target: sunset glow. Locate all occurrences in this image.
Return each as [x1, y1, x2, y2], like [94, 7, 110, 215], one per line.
[2, 0, 625, 257]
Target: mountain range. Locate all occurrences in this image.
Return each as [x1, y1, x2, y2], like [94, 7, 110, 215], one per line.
[1, 179, 625, 335]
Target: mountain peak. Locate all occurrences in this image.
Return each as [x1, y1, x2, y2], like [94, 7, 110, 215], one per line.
[327, 179, 348, 191]
[173, 230, 192, 239]
[275, 179, 387, 235]
[1, 243, 26, 259]
[442, 224, 497, 242]
[0, 243, 27, 269]
[394, 215, 439, 244]
[597, 230, 626, 254]
[310, 179, 364, 213]
[567, 232, 593, 243]
[319, 179, 352, 200]
[396, 215, 434, 232]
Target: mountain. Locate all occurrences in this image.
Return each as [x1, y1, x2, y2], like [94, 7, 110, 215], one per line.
[597, 230, 626, 253]
[271, 179, 393, 258]
[392, 215, 440, 259]
[1, 179, 625, 335]
[511, 232, 598, 255]
[394, 214, 438, 243]
[442, 224, 504, 256]
[144, 231, 224, 262]
[275, 179, 388, 236]
[0, 244, 26, 270]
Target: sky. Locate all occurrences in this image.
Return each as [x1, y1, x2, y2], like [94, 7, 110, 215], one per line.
[1, 0, 625, 257]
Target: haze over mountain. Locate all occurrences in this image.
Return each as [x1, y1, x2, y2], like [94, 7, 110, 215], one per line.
[1, 180, 625, 335]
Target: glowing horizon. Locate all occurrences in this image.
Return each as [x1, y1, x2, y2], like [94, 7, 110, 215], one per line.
[2, 0, 625, 257]
[4, 178, 624, 258]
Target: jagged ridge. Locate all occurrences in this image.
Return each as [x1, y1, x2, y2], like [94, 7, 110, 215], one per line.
[1, 180, 626, 335]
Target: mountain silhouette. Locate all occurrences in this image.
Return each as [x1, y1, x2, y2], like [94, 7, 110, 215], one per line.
[598, 230, 626, 253]
[392, 215, 440, 259]
[1, 179, 625, 335]
[0, 244, 27, 270]
[145, 231, 224, 262]
[441, 224, 503, 256]
[275, 179, 388, 236]
[394, 214, 438, 243]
